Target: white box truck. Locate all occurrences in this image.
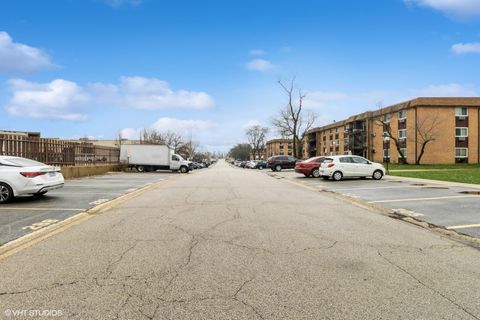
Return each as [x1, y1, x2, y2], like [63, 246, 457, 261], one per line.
[120, 144, 191, 173]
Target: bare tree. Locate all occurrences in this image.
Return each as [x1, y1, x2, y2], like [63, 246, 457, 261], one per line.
[140, 128, 164, 144]
[178, 139, 199, 160]
[162, 131, 185, 153]
[272, 77, 317, 158]
[377, 119, 407, 164]
[416, 113, 441, 165]
[139, 128, 186, 152]
[245, 125, 269, 160]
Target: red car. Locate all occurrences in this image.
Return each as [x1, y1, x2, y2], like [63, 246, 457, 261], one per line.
[295, 156, 326, 178]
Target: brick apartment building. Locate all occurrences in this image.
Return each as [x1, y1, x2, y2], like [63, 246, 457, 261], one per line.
[265, 138, 293, 159]
[304, 97, 480, 164]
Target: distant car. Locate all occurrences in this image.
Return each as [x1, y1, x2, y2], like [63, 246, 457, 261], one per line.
[320, 155, 386, 181]
[255, 160, 267, 170]
[295, 156, 326, 178]
[246, 160, 258, 169]
[0, 156, 65, 204]
[240, 161, 248, 168]
[267, 155, 298, 172]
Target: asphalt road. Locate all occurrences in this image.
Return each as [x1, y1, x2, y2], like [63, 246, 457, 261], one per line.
[1, 160, 480, 319]
[0, 172, 173, 245]
[264, 169, 480, 239]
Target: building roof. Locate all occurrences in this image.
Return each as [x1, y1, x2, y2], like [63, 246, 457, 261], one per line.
[307, 97, 480, 135]
[266, 138, 293, 144]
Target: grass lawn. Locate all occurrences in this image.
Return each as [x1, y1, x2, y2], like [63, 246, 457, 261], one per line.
[385, 163, 480, 184]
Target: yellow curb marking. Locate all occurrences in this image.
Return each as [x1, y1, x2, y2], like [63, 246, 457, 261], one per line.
[368, 195, 480, 204]
[447, 224, 480, 230]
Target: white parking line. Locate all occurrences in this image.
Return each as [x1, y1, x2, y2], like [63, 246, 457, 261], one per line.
[330, 186, 410, 192]
[446, 223, 480, 230]
[0, 207, 85, 211]
[368, 195, 480, 204]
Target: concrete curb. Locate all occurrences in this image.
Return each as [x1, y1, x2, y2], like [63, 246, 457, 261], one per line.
[0, 174, 181, 260]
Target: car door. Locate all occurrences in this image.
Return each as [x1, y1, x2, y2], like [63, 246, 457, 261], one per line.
[286, 156, 297, 169]
[171, 155, 181, 170]
[351, 156, 372, 176]
[338, 157, 355, 177]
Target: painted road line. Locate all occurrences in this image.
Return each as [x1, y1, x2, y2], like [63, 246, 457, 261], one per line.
[446, 224, 480, 230]
[369, 195, 480, 204]
[330, 186, 411, 192]
[0, 207, 85, 211]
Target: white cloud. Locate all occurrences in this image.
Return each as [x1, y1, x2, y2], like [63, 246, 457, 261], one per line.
[5, 76, 215, 121]
[6, 79, 89, 121]
[91, 76, 215, 110]
[451, 42, 480, 54]
[411, 83, 478, 97]
[120, 117, 215, 140]
[249, 49, 265, 56]
[404, 0, 480, 19]
[304, 91, 348, 108]
[246, 59, 276, 72]
[0, 31, 54, 74]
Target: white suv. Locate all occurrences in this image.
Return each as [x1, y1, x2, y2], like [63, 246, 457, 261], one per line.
[320, 155, 386, 181]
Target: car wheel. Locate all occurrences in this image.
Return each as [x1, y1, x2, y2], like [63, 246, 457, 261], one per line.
[137, 165, 145, 172]
[372, 170, 383, 180]
[275, 165, 282, 172]
[311, 168, 321, 178]
[258, 166, 264, 170]
[180, 166, 188, 173]
[0, 183, 13, 204]
[332, 171, 343, 181]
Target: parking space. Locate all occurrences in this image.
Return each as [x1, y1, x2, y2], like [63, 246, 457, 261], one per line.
[260, 168, 480, 239]
[0, 172, 175, 245]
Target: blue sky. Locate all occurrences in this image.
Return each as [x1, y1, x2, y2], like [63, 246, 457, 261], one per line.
[1, 0, 479, 152]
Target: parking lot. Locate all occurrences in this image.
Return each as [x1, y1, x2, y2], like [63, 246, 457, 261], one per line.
[0, 171, 175, 245]
[260, 169, 480, 239]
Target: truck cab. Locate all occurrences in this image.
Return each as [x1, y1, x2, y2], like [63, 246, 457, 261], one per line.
[170, 154, 191, 173]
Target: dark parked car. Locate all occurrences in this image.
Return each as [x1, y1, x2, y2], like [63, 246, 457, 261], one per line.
[255, 160, 267, 170]
[295, 156, 326, 178]
[267, 155, 298, 172]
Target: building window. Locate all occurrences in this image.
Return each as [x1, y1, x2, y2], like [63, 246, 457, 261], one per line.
[455, 127, 468, 138]
[383, 149, 390, 158]
[455, 148, 468, 158]
[335, 127, 338, 133]
[399, 148, 407, 158]
[398, 129, 407, 140]
[455, 107, 468, 117]
[398, 110, 407, 120]
[382, 114, 391, 123]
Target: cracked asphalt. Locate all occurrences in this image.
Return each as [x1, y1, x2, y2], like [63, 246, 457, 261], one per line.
[1, 160, 480, 319]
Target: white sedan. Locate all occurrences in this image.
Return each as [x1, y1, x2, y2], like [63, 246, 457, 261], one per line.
[0, 156, 65, 204]
[320, 155, 386, 181]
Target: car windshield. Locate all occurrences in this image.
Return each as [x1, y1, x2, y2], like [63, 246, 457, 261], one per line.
[2, 157, 46, 167]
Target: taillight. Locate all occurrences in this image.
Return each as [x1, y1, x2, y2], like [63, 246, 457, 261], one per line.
[20, 172, 47, 178]
[327, 163, 335, 168]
